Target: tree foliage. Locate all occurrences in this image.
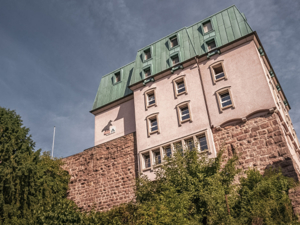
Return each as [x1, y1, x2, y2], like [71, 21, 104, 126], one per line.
[0, 106, 299, 224]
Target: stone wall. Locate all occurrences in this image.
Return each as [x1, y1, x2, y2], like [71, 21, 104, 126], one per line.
[213, 112, 299, 181]
[62, 132, 137, 212]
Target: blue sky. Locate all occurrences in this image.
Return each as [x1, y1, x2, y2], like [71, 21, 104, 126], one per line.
[0, 0, 299, 158]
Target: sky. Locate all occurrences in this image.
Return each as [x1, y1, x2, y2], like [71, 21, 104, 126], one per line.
[0, 0, 299, 158]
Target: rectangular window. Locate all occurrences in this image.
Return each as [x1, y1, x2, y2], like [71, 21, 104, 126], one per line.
[220, 92, 232, 108]
[180, 107, 190, 121]
[173, 142, 183, 154]
[164, 145, 172, 158]
[176, 81, 186, 94]
[203, 21, 212, 33]
[115, 72, 121, 83]
[198, 135, 208, 151]
[185, 138, 194, 151]
[150, 118, 158, 132]
[144, 49, 151, 60]
[152, 149, 161, 165]
[171, 54, 179, 66]
[143, 153, 151, 169]
[144, 67, 151, 77]
[147, 93, 155, 106]
[207, 40, 216, 51]
[213, 64, 225, 80]
[170, 36, 178, 48]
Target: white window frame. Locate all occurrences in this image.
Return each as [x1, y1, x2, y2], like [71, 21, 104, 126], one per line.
[216, 87, 235, 112]
[176, 101, 192, 125]
[172, 75, 188, 98]
[209, 60, 227, 84]
[146, 113, 160, 137]
[144, 88, 157, 110]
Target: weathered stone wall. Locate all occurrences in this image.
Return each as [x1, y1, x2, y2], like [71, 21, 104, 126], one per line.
[213, 112, 299, 181]
[62, 132, 137, 212]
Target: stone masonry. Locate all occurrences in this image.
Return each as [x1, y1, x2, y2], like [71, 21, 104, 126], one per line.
[62, 132, 137, 212]
[213, 112, 299, 181]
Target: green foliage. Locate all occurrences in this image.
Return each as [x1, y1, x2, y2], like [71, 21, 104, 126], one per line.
[0, 106, 299, 224]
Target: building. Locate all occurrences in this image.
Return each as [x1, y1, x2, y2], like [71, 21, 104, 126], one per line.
[62, 5, 300, 211]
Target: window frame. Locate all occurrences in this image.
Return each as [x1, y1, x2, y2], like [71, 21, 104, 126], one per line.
[113, 71, 122, 84]
[176, 101, 193, 125]
[168, 34, 179, 50]
[202, 20, 214, 34]
[170, 53, 180, 66]
[152, 148, 162, 167]
[209, 60, 227, 84]
[206, 39, 217, 52]
[139, 130, 210, 172]
[141, 151, 151, 171]
[172, 75, 188, 98]
[196, 131, 210, 152]
[146, 113, 160, 137]
[215, 87, 235, 112]
[143, 65, 152, 78]
[144, 87, 157, 110]
[163, 145, 172, 159]
[142, 47, 152, 62]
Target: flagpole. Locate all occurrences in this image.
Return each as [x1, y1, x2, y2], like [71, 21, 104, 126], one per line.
[52, 126, 56, 158]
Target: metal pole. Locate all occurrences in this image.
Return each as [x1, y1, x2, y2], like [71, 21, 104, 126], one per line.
[52, 126, 56, 158]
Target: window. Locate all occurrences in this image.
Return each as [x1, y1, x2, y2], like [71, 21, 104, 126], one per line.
[170, 36, 178, 48]
[213, 65, 224, 80]
[197, 135, 208, 151]
[152, 149, 161, 165]
[185, 138, 194, 151]
[216, 88, 234, 112]
[180, 107, 190, 121]
[150, 118, 158, 132]
[173, 142, 183, 154]
[114, 72, 121, 83]
[172, 76, 187, 98]
[139, 131, 210, 172]
[177, 81, 185, 94]
[207, 40, 216, 51]
[148, 93, 155, 106]
[143, 153, 151, 169]
[176, 101, 192, 125]
[144, 67, 151, 78]
[209, 61, 227, 84]
[164, 145, 172, 158]
[171, 54, 179, 66]
[203, 21, 213, 33]
[220, 92, 232, 108]
[144, 88, 157, 110]
[146, 113, 160, 136]
[144, 49, 151, 61]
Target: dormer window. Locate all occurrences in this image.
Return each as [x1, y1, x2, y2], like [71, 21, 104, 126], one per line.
[144, 67, 151, 78]
[207, 40, 216, 51]
[203, 21, 213, 33]
[144, 48, 151, 61]
[114, 72, 121, 83]
[170, 36, 178, 48]
[171, 54, 179, 66]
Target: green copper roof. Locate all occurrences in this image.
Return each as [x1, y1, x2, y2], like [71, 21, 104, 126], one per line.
[92, 5, 252, 111]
